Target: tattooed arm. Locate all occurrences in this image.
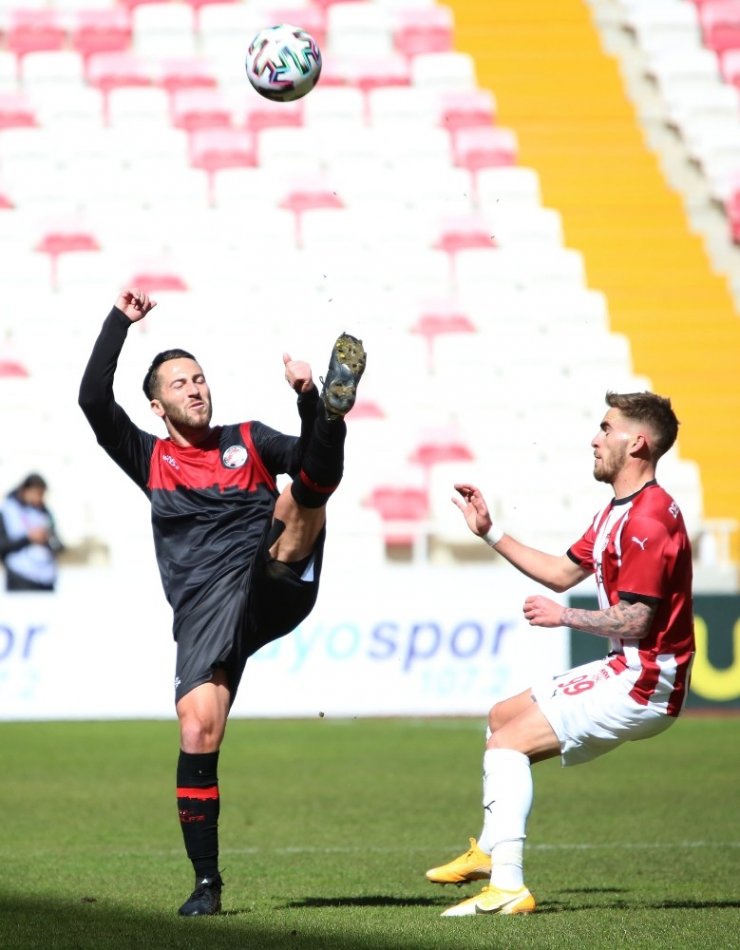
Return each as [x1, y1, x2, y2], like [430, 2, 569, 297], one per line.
[523, 595, 656, 640]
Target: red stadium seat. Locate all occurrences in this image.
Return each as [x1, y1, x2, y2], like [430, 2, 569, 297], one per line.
[393, 6, 454, 59]
[278, 178, 344, 247]
[453, 126, 518, 172]
[364, 485, 429, 548]
[0, 189, 14, 210]
[0, 92, 37, 130]
[6, 11, 66, 61]
[411, 299, 476, 369]
[727, 189, 740, 241]
[86, 51, 153, 93]
[171, 87, 232, 131]
[267, 7, 327, 48]
[189, 127, 258, 203]
[433, 214, 496, 255]
[34, 222, 101, 291]
[700, 1, 740, 53]
[127, 265, 188, 293]
[720, 48, 740, 86]
[345, 54, 411, 93]
[158, 56, 218, 94]
[242, 96, 303, 132]
[436, 89, 496, 132]
[345, 398, 385, 420]
[70, 9, 132, 61]
[0, 358, 30, 378]
[409, 434, 475, 484]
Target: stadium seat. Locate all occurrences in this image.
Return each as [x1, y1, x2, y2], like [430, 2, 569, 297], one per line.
[0, 357, 30, 378]
[485, 206, 564, 249]
[433, 213, 496, 256]
[171, 87, 232, 131]
[699, 0, 740, 53]
[664, 81, 740, 136]
[411, 51, 477, 90]
[363, 484, 430, 551]
[302, 85, 366, 126]
[259, 5, 328, 48]
[326, 2, 394, 57]
[408, 431, 474, 472]
[5, 11, 67, 63]
[70, 9, 133, 62]
[189, 127, 259, 201]
[645, 45, 720, 89]
[157, 56, 218, 94]
[474, 166, 542, 210]
[197, 3, 262, 64]
[452, 126, 518, 173]
[106, 85, 171, 126]
[720, 48, 740, 87]
[33, 218, 102, 290]
[241, 94, 304, 132]
[86, 51, 154, 94]
[0, 51, 17, 90]
[623, 0, 701, 49]
[344, 54, 412, 93]
[20, 50, 86, 87]
[410, 298, 476, 370]
[365, 85, 436, 125]
[392, 5, 454, 58]
[0, 91, 37, 130]
[434, 88, 496, 132]
[727, 188, 740, 241]
[278, 177, 345, 246]
[131, 2, 197, 57]
[126, 261, 189, 293]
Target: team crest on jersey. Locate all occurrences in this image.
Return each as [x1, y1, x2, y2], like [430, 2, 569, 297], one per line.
[222, 444, 248, 469]
[669, 501, 680, 519]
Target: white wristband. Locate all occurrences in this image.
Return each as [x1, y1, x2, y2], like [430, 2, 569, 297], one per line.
[483, 525, 504, 547]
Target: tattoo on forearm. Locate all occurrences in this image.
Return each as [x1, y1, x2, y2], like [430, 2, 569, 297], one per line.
[560, 599, 655, 639]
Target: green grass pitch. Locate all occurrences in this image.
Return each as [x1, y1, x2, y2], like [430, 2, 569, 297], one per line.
[1, 716, 739, 950]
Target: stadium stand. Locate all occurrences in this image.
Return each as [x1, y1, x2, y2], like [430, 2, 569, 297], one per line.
[0, 0, 737, 580]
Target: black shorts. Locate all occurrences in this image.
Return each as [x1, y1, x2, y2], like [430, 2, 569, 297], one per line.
[173, 519, 325, 704]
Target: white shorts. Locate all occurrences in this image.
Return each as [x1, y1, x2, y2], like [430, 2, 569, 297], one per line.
[532, 657, 678, 767]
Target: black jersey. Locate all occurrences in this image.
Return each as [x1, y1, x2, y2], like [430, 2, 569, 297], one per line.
[79, 308, 311, 614]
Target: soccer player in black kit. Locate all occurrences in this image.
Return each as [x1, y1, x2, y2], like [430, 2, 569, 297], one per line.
[79, 288, 366, 916]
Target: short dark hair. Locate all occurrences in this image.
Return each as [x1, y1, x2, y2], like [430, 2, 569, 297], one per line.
[605, 391, 679, 460]
[18, 473, 47, 493]
[143, 348, 197, 400]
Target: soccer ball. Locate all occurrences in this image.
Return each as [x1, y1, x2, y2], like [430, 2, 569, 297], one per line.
[245, 24, 322, 102]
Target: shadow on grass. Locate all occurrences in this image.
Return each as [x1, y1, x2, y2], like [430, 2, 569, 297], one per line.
[537, 897, 740, 915]
[0, 893, 438, 950]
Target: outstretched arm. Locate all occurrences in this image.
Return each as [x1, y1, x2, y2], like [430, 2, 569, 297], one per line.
[452, 482, 590, 593]
[78, 289, 158, 489]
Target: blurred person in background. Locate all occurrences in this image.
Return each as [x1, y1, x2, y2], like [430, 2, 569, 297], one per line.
[0, 472, 64, 592]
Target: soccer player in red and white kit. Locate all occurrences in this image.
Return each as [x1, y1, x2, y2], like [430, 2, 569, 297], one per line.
[426, 391, 694, 918]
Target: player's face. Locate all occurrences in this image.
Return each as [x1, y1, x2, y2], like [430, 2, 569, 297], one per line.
[153, 358, 213, 430]
[591, 408, 632, 484]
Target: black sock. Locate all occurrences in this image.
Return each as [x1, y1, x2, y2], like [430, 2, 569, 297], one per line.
[176, 750, 220, 881]
[290, 410, 346, 509]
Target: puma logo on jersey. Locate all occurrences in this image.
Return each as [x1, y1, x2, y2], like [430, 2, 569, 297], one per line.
[631, 536, 648, 550]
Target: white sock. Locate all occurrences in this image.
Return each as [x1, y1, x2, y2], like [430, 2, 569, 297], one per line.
[477, 748, 533, 890]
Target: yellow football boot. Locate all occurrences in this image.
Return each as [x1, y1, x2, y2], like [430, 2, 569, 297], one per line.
[425, 837, 492, 886]
[441, 883, 536, 917]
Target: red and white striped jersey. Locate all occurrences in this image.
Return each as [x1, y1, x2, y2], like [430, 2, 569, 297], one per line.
[568, 480, 694, 716]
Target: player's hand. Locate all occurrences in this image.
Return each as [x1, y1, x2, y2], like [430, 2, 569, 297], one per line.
[282, 353, 314, 393]
[27, 526, 50, 545]
[523, 595, 565, 628]
[116, 288, 157, 323]
[452, 483, 493, 538]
